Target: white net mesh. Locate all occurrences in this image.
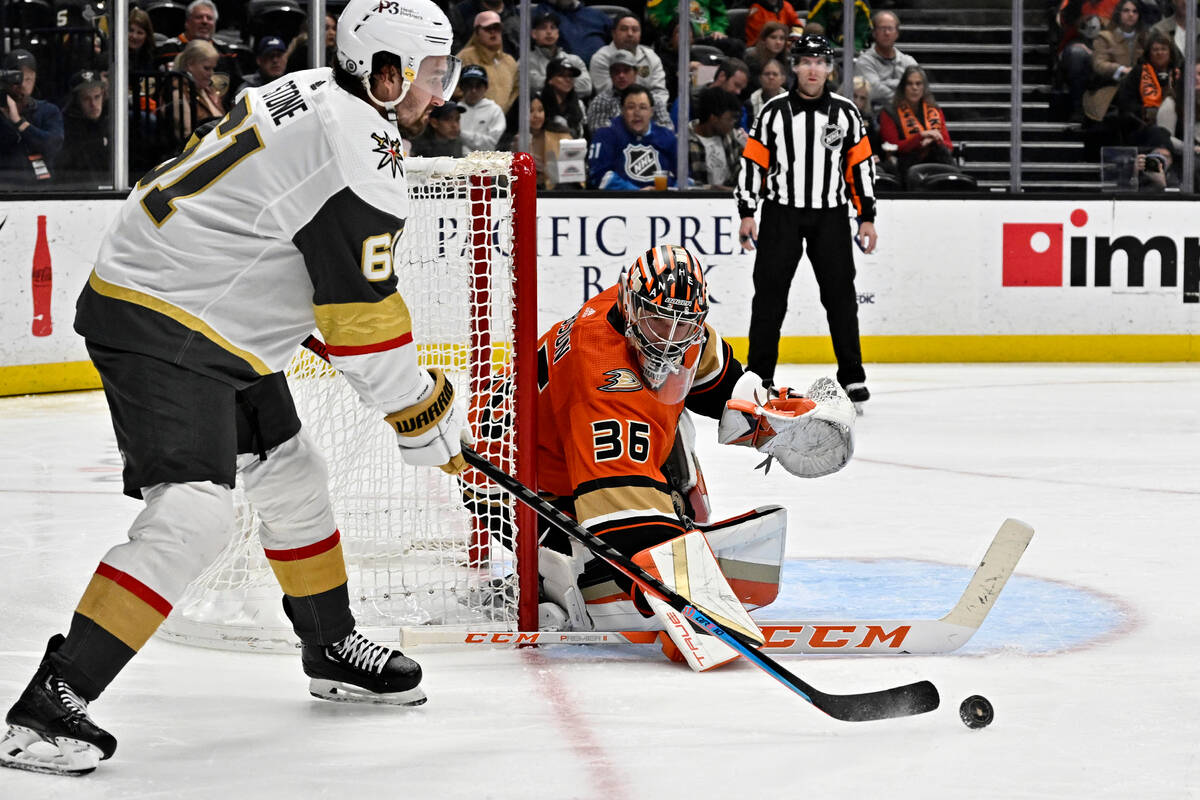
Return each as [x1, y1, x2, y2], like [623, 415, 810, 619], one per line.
[158, 152, 529, 652]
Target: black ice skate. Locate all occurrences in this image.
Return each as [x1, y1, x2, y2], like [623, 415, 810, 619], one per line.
[1, 634, 117, 777]
[844, 382, 870, 415]
[302, 630, 426, 706]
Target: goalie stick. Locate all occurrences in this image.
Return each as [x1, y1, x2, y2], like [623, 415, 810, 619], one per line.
[460, 446, 940, 722]
[394, 518, 1034, 655]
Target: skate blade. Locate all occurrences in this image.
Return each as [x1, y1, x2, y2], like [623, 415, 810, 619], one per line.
[0, 726, 101, 776]
[308, 679, 427, 707]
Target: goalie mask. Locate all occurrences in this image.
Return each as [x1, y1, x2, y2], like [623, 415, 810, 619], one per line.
[618, 245, 709, 404]
[337, 0, 461, 114]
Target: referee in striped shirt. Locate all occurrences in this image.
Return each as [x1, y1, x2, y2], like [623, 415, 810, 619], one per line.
[735, 34, 876, 408]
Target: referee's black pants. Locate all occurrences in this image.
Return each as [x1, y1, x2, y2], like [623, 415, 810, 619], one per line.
[746, 202, 866, 388]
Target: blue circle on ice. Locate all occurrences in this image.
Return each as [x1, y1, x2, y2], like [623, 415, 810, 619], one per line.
[759, 559, 1132, 655]
[536, 559, 1132, 660]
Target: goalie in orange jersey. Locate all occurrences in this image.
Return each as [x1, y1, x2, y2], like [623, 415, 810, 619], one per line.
[466, 244, 857, 670]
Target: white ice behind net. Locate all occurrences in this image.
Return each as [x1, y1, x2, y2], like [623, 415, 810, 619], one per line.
[159, 153, 521, 652]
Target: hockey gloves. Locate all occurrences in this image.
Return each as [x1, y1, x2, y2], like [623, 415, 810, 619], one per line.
[718, 372, 856, 478]
[385, 368, 474, 474]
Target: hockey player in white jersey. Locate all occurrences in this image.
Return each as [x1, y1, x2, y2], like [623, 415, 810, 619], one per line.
[1, 0, 466, 777]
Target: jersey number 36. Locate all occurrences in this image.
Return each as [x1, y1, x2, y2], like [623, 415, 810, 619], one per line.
[592, 419, 651, 463]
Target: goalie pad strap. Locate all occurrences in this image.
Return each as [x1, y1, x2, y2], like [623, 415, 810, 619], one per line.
[384, 368, 455, 438]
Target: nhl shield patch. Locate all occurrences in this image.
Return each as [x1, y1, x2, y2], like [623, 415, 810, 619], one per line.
[821, 123, 844, 150]
[624, 145, 661, 182]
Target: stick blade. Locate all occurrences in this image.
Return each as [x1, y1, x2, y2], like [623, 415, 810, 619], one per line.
[813, 680, 941, 722]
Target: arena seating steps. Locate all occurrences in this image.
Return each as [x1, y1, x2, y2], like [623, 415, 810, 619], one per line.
[891, 0, 1099, 191]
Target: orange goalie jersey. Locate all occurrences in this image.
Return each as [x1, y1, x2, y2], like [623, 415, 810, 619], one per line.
[533, 285, 744, 556]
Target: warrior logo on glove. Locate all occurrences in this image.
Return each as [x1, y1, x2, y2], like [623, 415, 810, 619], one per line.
[618, 245, 709, 404]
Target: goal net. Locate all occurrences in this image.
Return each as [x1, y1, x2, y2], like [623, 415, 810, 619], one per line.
[158, 152, 539, 652]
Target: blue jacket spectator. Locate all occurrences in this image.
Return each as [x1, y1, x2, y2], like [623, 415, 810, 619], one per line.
[0, 49, 64, 184]
[535, 1, 612, 66]
[588, 85, 677, 190]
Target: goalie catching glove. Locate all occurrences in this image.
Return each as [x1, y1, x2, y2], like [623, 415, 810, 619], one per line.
[717, 372, 856, 478]
[385, 368, 474, 474]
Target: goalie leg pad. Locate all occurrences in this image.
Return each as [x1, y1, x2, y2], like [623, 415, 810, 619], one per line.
[538, 545, 594, 632]
[698, 505, 787, 611]
[632, 531, 766, 672]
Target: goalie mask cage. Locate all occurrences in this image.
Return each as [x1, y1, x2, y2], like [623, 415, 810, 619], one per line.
[159, 152, 539, 652]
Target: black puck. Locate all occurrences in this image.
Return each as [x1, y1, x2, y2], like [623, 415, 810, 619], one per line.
[959, 695, 994, 729]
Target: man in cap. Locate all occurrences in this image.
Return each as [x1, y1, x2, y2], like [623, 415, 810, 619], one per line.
[533, 0, 611, 65]
[56, 69, 111, 186]
[588, 14, 668, 107]
[526, 9, 591, 97]
[457, 64, 506, 150]
[0, 49, 63, 183]
[410, 101, 470, 157]
[585, 50, 673, 135]
[456, 9, 519, 111]
[235, 35, 290, 96]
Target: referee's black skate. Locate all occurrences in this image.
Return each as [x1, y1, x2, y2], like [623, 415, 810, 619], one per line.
[302, 630, 426, 706]
[844, 382, 870, 414]
[1, 634, 116, 776]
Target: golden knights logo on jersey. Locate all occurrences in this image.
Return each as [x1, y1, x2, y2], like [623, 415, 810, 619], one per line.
[371, 132, 405, 178]
[624, 145, 660, 182]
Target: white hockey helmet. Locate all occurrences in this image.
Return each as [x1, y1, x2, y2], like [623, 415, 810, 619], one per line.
[337, 0, 461, 111]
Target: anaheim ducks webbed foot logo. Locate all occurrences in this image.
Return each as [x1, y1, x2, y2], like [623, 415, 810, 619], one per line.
[599, 368, 643, 392]
[371, 131, 405, 178]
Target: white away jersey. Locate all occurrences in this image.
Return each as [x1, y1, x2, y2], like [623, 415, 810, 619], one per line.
[76, 69, 424, 411]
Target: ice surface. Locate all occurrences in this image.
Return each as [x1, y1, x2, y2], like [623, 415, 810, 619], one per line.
[1, 363, 1197, 799]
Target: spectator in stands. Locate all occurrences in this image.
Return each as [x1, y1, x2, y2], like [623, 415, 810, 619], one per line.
[879, 65, 957, 187]
[854, 11, 918, 112]
[688, 87, 743, 189]
[1156, 61, 1200, 157]
[745, 22, 792, 88]
[458, 10, 520, 112]
[534, 0, 612, 66]
[588, 84, 677, 189]
[236, 36, 288, 96]
[156, 1, 241, 104]
[526, 10, 592, 97]
[589, 15, 668, 108]
[410, 102, 470, 157]
[675, 58, 751, 127]
[1115, 29, 1183, 132]
[0, 49, 63, 184]
[285, 13, 338, 73]
[1151, 0, 1199, 54]
[56, 69, 110, 186]
[540, 57, 587, 139]
[457, 64, 506, 150]
[503, 94, 575, 188]
[128, 8, 157, 71]
[1082, 0, 1148, 124]
[746, 56, 788, 121]
[451, 0, 521, 55]
[171, 39, 227, 138]
[805, 0, 873, 51]
[745, 0, 804, 47]
[1133, 126, 1180, 190]
[646, 0, 745, 58]
[852, 74, 895, 179]
[587, 50, 674, 134]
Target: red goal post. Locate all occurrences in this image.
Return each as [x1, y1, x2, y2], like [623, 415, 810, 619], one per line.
[159, 152, 539, 652]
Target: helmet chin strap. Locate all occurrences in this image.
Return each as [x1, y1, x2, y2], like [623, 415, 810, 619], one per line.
[362, 74, 411, 126]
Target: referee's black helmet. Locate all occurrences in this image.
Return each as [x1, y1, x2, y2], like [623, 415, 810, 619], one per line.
[790, 34, 834, 63]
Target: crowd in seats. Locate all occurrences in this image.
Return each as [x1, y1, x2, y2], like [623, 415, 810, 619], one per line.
[1054, 0, 1198, 189]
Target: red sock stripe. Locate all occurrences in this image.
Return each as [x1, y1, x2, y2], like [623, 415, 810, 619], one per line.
[94, 562, 173, 617]
[262, 530, 341, 562]
[325, 333, 413, 357]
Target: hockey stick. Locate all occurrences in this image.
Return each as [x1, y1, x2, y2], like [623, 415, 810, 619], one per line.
[460, 446, 939, 722]
[395, 518, 1034, 654]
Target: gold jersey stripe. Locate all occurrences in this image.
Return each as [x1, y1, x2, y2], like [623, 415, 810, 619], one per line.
[75, 572, 168, 651]
[575, 484, 677, 526]
[312, 293, 413, 349]
[87, 270, 272, 375]
[696, 324, 722, 381]
[266, 540, 349, 597]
